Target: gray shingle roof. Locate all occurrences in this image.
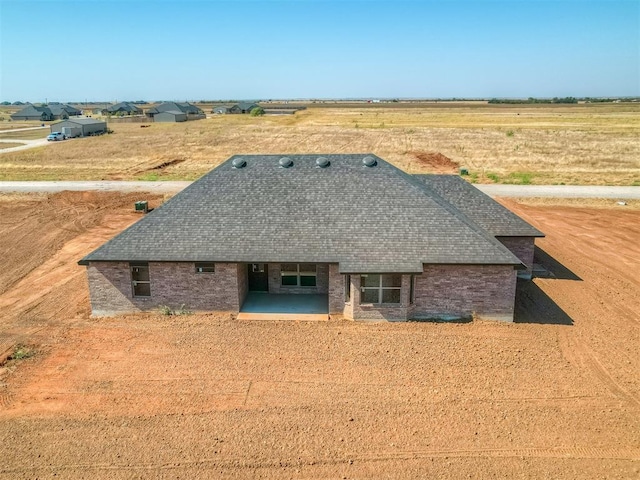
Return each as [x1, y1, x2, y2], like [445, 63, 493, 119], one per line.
[414, 175, 544, 237]
[106, 102, 142, 113]
[147, 102, 203, 115]
[80, 155, 522, 272]
[48, 104, 81, 115]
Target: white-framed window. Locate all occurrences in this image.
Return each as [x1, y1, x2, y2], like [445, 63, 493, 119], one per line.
[130, 262, 151, 297]
[281, 263, 317, 287]
[195, 262, 215, 273]
[360, 274, 402, 304]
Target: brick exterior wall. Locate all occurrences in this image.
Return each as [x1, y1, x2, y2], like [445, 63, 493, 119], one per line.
[410, 264, 516, 322]
[345, 274, 412, 321]
[86, 261, 516, 322]
[237, 264, 248, 307]
[267, 263, 329, 294]
[87, 261, 241, 316]
[328, 264, 344, 314]
[496, 236, 536, 278]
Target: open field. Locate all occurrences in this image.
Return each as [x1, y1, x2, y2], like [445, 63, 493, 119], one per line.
[0, 102, 638, 185]
[0, 128, 50, 140]
[0, 192, 638, 478]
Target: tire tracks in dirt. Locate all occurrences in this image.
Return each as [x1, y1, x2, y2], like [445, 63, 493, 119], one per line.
[2, 445, 639, 475]
[559, 330, 640, 409]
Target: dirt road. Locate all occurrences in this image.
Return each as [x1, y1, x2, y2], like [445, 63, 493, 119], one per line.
[0, 137, 49, 154]
[0, 192, 638, 478]
[0, 180, 638, 199]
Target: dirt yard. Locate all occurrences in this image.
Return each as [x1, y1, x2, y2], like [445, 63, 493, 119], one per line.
[0, 192, 638, 479]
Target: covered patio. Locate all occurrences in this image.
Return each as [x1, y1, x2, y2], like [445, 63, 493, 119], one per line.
[237, 292, 329, 320]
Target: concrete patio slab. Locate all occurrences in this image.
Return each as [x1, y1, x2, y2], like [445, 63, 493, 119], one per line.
[239, 292, 329, 320]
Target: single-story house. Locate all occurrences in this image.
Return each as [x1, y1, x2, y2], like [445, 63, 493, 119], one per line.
[11, 104, 81, 121]
[154, 110, 187, 122]
[229, 102, 260, 114]
[146, 102, 205, 120]
[49, 104, 81, 118]
[79, 154, 543, 322]
[103, 102, 143, 115]
[212, 106, 231, 114]
[50, 118, 107, 137]
[11, 105, 54, 121]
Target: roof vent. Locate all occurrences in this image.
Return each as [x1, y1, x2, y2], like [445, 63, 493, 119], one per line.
[279, 157, 293, 168]
[232, 157, 246, 169]
[362, 156, 377, 167]
[316, 157, 330, 168]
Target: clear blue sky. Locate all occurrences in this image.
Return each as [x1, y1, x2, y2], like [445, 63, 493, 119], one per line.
[1, 0, 638, 102]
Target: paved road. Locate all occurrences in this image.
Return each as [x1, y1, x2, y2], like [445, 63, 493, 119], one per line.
[0, 181, 638, 199]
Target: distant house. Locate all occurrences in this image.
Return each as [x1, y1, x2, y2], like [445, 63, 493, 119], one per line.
[11, 104, 80, 121]
[103, 102, 143, 115]
[50, 118, 107, 137]
[229, 102, 260, 114]
[11, 105, 55, 121]
[48, 104, 81, 118]
[212, 106, 231, 114]
[154, 111, 187, 123]
[146, 102, 205, 121]
[79, 154, 544, 321]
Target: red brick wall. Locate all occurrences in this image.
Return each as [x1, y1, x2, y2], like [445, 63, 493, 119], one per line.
[346, 274, 412, 321]
[328, 264, 344, 314]
[496, 236, 535, 277]
[410, 264, 516, 322]
[87, 261, 241, 316]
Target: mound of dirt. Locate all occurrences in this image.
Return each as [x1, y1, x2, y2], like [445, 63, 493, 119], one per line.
[411, 151, 459, 173]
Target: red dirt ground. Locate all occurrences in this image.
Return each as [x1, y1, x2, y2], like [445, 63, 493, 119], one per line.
[0, 192, 638, 479]
[410, 151, 460, 173]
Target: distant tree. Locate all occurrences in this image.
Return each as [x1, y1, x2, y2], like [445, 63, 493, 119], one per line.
[250, 106, 265, 116]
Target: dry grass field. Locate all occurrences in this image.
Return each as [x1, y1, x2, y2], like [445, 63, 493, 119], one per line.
[0, 192, 638, 478]
[0, 102, 638, 185]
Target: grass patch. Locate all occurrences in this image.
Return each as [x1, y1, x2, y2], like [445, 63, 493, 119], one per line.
[138, 172, 160, 181]
[4, 344, 36, 363]
[0, 129, 48, 140]
[0, 142, 25, 150]
[505, 172, 533, 185]
[486, 172, 500, 183]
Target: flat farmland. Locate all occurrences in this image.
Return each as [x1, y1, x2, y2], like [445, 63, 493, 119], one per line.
[0, 192, 638, 478]
[0, 102, 638, 185]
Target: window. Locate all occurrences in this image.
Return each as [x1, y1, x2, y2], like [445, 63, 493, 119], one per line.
[281, 263, 317, 287]
[130, 262, 150, 297]
[195, 262, 215, 273]
[410, 275, 415, 305]
[344, 275, 351, 302]
[360, 274, 402, 304]
[251, 264, 265, 273]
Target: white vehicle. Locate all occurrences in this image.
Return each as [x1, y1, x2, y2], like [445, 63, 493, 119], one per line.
[47, 132, 66, 141]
